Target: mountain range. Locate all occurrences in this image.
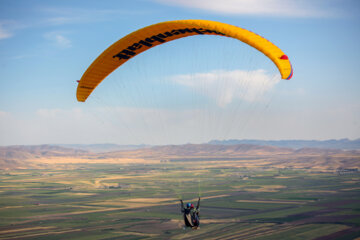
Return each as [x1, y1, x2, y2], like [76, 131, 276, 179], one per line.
[53, 139, 360, 153]
[208, 138, 360, 150]
[1, 142, 359, 170]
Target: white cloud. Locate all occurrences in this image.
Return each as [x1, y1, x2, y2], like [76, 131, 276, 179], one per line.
[170, 69, 280, 107]
[44, 32, 72, 48]
[0, 107, 209, 145]
[40, 8, 151, 26]
[47, 16, 78, 25]
[54, 35, 72, 48]
[0, 20, 29, 40]
[36, 108, 82, 119]
[155, 0, 340, 17]
[0, 108, 94, 145]
[0, 111, 10, 118]
[12, 54, 36, 60]
[0, 23, 13, 40]
[0, 8, 133, 41]
[1, 102, 359, 146]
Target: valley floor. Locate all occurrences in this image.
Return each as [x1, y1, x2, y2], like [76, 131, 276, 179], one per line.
[0, 160, 359, 239]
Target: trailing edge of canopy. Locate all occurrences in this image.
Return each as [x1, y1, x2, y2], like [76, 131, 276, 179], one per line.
[77, 19, 293, 102]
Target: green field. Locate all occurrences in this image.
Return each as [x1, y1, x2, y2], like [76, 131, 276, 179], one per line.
[0, 161, 359, 239]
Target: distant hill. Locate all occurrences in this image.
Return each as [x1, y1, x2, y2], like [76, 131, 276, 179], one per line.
[208, 139, 360, 150]
[1, 143, 359, 170]
[104, 144, 294, 159]
[0, 145, 88, 169]
[55, 144, 149, 153]
[0, 145, 87, 158]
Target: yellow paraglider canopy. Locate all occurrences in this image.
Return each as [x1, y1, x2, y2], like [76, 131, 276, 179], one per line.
[77, 19, 293, 102]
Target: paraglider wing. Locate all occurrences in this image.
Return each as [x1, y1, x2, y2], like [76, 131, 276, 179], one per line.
[77, 20, 293, 102]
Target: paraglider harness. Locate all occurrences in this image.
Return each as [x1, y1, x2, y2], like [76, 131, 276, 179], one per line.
[180, 198, 200, 229]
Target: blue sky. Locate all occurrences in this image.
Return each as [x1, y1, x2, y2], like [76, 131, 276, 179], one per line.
[0, 0, 359, 145]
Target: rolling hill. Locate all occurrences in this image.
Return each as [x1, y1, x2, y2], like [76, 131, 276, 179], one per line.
[1, 143, 359, 171]
[209, 138, 360, 150]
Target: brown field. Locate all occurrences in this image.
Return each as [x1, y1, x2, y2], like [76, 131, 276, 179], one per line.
[237, 199, 309, 204]
[0, 145, 359, 239]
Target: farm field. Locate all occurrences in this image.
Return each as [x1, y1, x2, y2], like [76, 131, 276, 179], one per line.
[0, 160, 359, 240]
